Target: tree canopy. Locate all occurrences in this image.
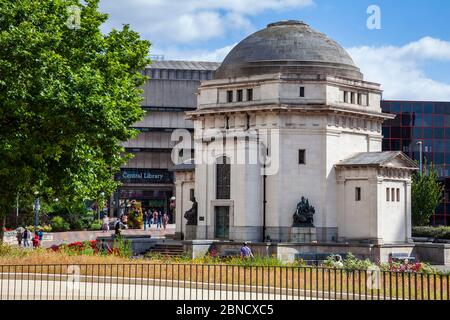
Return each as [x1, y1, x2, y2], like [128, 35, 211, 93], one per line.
[411, 163, 444, 226]
[0, 0, 150, 225]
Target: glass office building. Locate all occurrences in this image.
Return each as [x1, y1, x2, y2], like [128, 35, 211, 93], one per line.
[381, 100, 450, 226]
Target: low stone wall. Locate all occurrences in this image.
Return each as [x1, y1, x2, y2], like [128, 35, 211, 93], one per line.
[414, 243, 450, 265]
[96, 235, 159, 255]
[2, 231, 53, 244]
[182, 240, 425, 264]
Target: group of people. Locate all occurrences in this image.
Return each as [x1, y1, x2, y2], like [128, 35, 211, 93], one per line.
[143, 209, 169, 231]
[15, 227, 42, 248]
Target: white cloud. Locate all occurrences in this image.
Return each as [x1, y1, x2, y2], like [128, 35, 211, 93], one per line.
[99, 0, 313, 43]
[348, 37, 450, 101]
[153, 43, 235, 62]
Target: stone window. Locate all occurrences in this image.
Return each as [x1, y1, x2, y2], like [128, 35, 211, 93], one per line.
[300, 86, 305, 97]
[298, 149, 306, 165]
[351, 92, 356, 104]
[227, 90, 233, 103]
[355, 187, 361, 201]
[391, 188, 395, 202]
[386, 188, 390, 201]
[237, 89, 243, 102]
[357, 93, 362, 105]
[396, 188, 400, 202]
[247, 88, 253, 101]
[216, 156, 231, 199]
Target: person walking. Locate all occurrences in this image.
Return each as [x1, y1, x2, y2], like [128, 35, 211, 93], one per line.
[143, 211, 148, 230]
[157, 211, 162, 229]
[16, 227, 24, 247]
[32, 232, 40, 248]
[153, 209, 158, 228]
[37, 229, 43, 241]
[23, 227, 30, 248]
[114, 219, 122, 236]
[240, 242, 254, 259]
[162, 213, 169, 231]
[102, 215, 110, 233]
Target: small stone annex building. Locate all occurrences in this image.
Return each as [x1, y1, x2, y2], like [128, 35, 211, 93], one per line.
[174, 20, 418, 245]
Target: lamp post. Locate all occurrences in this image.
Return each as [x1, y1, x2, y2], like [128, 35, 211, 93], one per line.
[416, 141, 423, 175]
[33, 191, 40, 232]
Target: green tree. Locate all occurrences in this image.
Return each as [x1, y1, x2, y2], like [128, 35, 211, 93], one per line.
[0, 0, 151, 241]
[411, 163, 444, 226]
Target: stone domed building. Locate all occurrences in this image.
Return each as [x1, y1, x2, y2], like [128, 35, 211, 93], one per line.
[174, 21, 417, 245]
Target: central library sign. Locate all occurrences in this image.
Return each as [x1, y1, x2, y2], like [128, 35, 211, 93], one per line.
[115, 169, 173, 184]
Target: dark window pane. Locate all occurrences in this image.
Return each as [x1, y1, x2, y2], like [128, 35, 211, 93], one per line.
[434, 115, 445, 127]
[424, 103, 434, 114]
[216, 157, 231, 199]
[227, 90, 233, 103]
[382, 140, 390, 151]
[391, 127, 401, 138]
[423, 114, 433, 126]
[434, 153, 445, 164]
[435, 128, 445, 139]
[412, 127, 423, 138]
[435, 140, 445, 152]
[412, 103, 424, 113]
[382, 127, 390, 138]
[391, 139, 401, 150]
[381, 102, 391, 113]
[247, 89, 253, 101]
[401, 127, 412, 139]
[446, 128, 450, 138]
[413, 113, 423, 126]
[445, 140, 450, 152]
[391, 102, 401, 113]
[435, 102, 447, 115]
[298, 150, 306, 164]
[445, 153, 450, 165]
[402, 114, 413, 126]
[402, 103, 412, 113]
[237, 90, 243, 102]
[445, 116, 450, 127]
[423, 128, 433, 139]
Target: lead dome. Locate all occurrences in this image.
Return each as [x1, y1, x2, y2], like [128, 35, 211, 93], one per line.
[215, 20, 362, 80]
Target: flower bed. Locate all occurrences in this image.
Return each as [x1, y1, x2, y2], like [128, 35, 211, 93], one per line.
[49, 239, 127, 257]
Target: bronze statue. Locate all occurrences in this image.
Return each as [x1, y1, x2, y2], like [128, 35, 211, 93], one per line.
[184, 197, 198, 226]
[293, 196, 315, 227]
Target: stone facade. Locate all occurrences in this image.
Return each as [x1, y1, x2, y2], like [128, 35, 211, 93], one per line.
[175, 21, 417, 244]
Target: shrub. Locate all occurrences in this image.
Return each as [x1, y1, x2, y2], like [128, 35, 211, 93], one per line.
[412, 226, 450, 239]
[89, 220, 103, 231]
[50, 216, 70, 232]
[322, 252, 373, 270]
[26, 225, 52, 233]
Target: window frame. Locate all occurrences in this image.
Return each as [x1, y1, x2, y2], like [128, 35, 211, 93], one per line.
[300, 86, 305, 98]
[355, 187, 362, 201]
[227, 90, 233, 103]
[298, 149, 306, 165]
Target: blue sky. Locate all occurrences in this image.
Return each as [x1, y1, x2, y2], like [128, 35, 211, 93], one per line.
[99, 0, 450, 101]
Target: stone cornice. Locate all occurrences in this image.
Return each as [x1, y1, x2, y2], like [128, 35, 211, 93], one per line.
[187, 104, 394, 121]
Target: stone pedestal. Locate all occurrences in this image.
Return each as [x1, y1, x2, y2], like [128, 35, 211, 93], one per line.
[290, 227, 317, 243]
[185, 225, 198, 240]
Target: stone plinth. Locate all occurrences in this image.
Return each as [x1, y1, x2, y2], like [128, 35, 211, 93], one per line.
[185, 225, 197, 240]
[290, 227, 317, 243]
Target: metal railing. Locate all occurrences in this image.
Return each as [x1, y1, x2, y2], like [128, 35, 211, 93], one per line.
[0, 263, 448, 300]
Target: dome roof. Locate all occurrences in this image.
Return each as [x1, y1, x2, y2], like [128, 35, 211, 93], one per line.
[215, 20, 362, 80]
